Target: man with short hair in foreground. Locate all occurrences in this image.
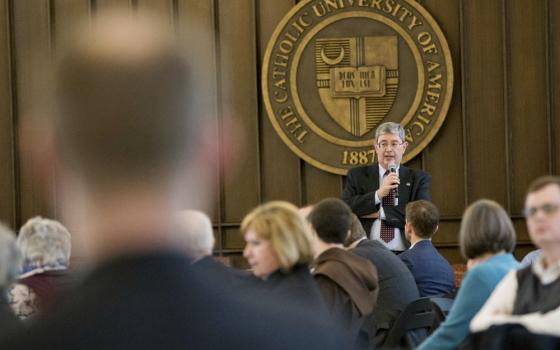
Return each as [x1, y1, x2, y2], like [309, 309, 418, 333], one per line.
[399, 200, 455, 297]
[0, 13, 342, 350]
[309, 198, 379, 350]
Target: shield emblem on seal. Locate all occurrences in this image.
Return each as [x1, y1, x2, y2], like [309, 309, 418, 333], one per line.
[315, 36, 399, 137]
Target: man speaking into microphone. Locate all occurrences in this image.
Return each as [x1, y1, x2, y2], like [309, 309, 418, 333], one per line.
[342, 122, 431, 253]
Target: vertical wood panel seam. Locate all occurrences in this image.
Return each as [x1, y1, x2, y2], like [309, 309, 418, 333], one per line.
[339, 175, 344, 200]
[252, 0, 263, 204]
[502, 0, 512, 213]
[291, 0, 304, 207]
[299, 159, 305, 206]
[172, 0, 178, 32]
[48, 0, 58, 219]
[458, 0, 469, 207]
[90, 0, 97, 16]
[287, 1, 305, 206]
[6, 0, 19, 228]
[545, 0, 554, 174]
[213, 0, 225, 256]
[48, 0, 55, 57]
[551, 0, 557, 174]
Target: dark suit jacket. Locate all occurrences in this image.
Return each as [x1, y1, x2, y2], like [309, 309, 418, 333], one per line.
[342, 163, 431, 248]
[399, 240, 456, 297]
[0, 252, 345, 350]
[192, 255, 254, 292]
[351, 239, 420, 347]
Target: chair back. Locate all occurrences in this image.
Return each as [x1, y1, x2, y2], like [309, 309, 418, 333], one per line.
[383, 297, 435, 349]
[429, 297, 454, 333]
[430, 297, 453, 317]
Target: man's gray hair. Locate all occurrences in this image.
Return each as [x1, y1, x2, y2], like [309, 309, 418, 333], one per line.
[375, 122, 405, 142]
[175, 210, 214, 261]
[0, 223, 21, 288]
[18, 217, 71, 272]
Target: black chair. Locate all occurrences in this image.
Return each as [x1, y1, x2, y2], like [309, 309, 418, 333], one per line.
[429, 297, 454, 333]
[383, 297, 435, 349]
[430, 297, 454, 317]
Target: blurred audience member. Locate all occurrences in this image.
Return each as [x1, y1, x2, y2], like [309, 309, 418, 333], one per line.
[345, 214, 421, 348]
[0, 223, 22, 340]
[519, 248, 542, 268]
[176, 210, 251, 288]
[241, 201, 328, 313]
[471, 176, 560, 338]
[175, 210, 215, 261]
[309, 198, 378, 350]
[417, 199, 519, 350]
[8, 217, 73, 320]
[399, 200, 455, 297]
[0, 13, 342, 350]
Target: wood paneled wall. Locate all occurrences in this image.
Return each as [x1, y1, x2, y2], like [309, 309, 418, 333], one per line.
[0, 0, 554, 267]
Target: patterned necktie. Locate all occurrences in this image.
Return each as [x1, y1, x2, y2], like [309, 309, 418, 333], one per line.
[380, 171, 395, 243]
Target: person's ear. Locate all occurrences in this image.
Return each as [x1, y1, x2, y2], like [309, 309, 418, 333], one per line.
[405, 222, 413, 235]
[401, 141, 408, 152]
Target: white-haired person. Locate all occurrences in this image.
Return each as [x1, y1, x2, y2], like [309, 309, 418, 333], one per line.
[0, 223, 22, 340]
[8, 217, 73, 320]
[175, 210, 250, 287]
[175, 210, 215, 261]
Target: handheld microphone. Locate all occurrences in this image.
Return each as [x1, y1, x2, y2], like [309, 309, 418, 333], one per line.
[389, 164, 399, 198]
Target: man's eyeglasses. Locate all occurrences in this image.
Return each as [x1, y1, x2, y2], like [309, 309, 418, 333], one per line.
[377, 142, 404, 150]
[522, 203, 560, 218]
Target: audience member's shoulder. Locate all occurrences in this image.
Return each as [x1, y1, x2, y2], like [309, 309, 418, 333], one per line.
[200, 270, 347, 350]
[1, 252, 346, 350]
[465, 261, 492, 277]
[464, 256, 516, 282]
[355, 239, 385, 252]
[316, 248, 371, 275]
[398, 248, 412, 261]
[248, 294, 347, 349]
[356, 239, 395, 258]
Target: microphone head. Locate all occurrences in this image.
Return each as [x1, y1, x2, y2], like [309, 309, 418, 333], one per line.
[389, 164, 397, 173]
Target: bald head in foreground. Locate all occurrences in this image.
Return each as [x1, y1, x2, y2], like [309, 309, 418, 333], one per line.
[0, 13, 343, 350]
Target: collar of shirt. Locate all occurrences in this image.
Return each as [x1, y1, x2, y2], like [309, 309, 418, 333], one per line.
[409, 238, 431, 249]
[532, 254, 560, 284]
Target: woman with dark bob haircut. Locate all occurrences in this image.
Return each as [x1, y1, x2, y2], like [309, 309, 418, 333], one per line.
[417, 199, 519, 350]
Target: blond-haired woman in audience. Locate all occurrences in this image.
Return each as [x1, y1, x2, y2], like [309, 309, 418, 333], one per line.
[241, 201, 327, 310]
[417, 199, 519, 350]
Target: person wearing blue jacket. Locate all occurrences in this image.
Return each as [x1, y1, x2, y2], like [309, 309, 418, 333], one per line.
[417, 199, 519, 350]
